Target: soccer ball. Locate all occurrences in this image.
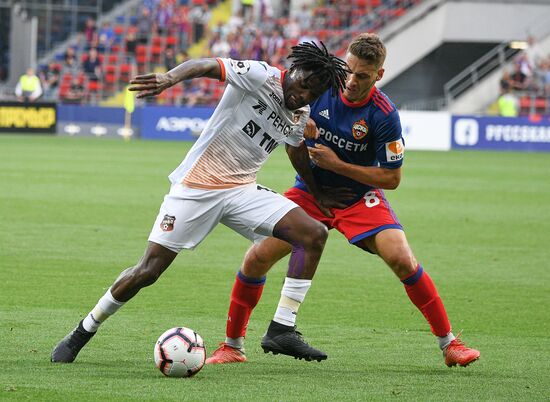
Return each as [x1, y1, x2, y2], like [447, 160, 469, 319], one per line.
[154, 327, 206, 378]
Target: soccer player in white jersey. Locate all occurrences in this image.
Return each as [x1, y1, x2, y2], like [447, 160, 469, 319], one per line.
[51, 42, 350, 364]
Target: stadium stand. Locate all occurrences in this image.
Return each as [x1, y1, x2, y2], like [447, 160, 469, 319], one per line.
[1, 0, 423, 106]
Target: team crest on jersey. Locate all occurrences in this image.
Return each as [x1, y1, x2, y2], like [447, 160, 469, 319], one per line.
[385, 139, 404, 162]
[352, 119, 368, 140]
[230, 60, 251, 75]
[160, 215, 176, 232]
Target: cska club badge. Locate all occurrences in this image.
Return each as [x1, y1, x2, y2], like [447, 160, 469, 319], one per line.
[352, 119, 368, 140]
[160, 215, 176, 232]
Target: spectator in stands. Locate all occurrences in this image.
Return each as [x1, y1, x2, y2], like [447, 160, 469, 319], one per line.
[125, 31, 138, 62]
[155, 0, 174, 35]
[283, 17, 301, 41]
[499, 70, 512, 93]
[164, 46, 178, 71]
[249, 32, 265, 60]
[64, 47, 77, 70]
[227, 8, 244, 35]
[209, 32, 231, 58]
[98, 22, 115, 52]
[40, 62, 60, 100]
[85, 18, 98, 45]
[185, 79, 212, 106]
[172, 6, 190, 51]
[189, 3, 211, 43]
[541, 57, 550, 96]
[524, 36, 543, 76]
[83, 48, 102, 81]
[240, 0, 255, 22]
[176, 49, 189, 65]
[294, 4, 312, 32]
[227, 32, 243, 60]
[509, 62, 528, 91]
[498, 81, 519, 117]
[63, 78, 86, 105]
[265, 28, 284, 59]
[15, 67, 42, 102]
[137, 8, 153, 45]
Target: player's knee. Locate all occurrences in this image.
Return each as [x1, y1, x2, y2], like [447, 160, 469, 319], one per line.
[304, 222, 328, 252]
[242, 246, 273, 276]
[386, 253, 416, 278]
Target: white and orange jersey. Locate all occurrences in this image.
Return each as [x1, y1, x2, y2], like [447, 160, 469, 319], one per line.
[168, 58, 310, 189]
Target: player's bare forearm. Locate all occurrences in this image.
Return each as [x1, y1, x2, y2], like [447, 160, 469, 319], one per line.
[332, 162, 401, 190]
[308, 143, 401, 189]
[286, 143, 323, 198]
[129, 58, 221, 98]
[166, 58, 221, 84]
[286, 143, 348, 216]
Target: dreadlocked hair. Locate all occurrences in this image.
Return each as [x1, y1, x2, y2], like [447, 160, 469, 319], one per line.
[287, 41, 349, 96]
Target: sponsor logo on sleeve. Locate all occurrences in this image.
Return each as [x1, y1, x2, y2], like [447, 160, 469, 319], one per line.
[385, 138, 404, 161]
[230, 60, 251, 75]
[352, 119, 368, 140]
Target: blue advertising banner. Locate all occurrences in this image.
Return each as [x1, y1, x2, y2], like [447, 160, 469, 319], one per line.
[140, 105, 214, 141]
[452, 115, 550, 152]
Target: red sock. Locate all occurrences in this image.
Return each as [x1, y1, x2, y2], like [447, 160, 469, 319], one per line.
[226, 271, 265, 339]
[401, 265, 451, 337]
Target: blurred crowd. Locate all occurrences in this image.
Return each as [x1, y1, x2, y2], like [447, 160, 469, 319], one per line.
[16, 0, 418, 106]
[498, 37, 550, 116]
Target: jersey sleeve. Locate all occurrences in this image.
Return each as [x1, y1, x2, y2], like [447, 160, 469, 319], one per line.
[374, 110, 404, 169]
[216, 58, 269, 92]
[284, 106, 310, 147]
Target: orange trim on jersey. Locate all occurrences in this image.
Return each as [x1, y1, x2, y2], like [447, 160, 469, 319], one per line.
[340, 86, 376, 108]
[281, 69, 287, 84]
[182, 179, 252, 190]
[216, 58, 226, 82]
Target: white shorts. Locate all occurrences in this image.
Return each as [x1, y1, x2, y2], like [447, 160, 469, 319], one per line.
[148, 182, 299, 252]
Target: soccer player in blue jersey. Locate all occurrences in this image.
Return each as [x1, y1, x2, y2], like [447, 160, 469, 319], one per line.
[207, 33, 480, 367]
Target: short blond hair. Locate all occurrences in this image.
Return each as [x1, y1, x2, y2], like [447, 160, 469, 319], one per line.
[347, 33, 386, 67]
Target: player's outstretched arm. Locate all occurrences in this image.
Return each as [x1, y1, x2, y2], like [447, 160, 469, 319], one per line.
[128, 58, 221, 98]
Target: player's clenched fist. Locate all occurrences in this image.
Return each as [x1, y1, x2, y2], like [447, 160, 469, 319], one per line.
[129, 73, 174, 98]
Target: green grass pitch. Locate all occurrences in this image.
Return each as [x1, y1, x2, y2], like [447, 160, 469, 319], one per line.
[1, 134, 549, 401]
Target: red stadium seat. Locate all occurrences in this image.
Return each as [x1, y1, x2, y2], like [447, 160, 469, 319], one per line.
[151, 45, 163, 63]
[59, 83, 70, 98]
[535, 97, 548, 114]
[136, 45, 147, 55]
[108, 54, 118, 64]
[152, 36, 163, 47]
[166, 36, 178, 47]
[519, 96, 532, 114]
[119, 64, 132, 82]
[136, 53, 148, 65]
[87, 80, 102, 92]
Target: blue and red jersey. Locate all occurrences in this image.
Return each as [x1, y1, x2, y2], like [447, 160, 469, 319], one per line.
[294, 86, 404, 205]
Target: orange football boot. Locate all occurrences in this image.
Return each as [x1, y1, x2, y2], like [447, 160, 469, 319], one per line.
[205, 343, 247, 364]
[444, 335, 480, 367]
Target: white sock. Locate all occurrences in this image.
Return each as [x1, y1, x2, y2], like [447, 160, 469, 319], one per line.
[273, 277, 311, 327]
[82, 288, 125, 333]
[225, 337, 245, 351]
[438, 332, 455, 350]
